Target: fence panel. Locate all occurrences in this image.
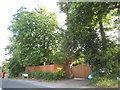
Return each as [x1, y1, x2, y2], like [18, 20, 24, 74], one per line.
[64, 65, 71, 78]
[25, 64, 92, 78]
[72, 64, 92, 78]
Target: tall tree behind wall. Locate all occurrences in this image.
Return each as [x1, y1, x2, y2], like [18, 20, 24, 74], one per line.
[58, 2, 120, 78]
[6, 6, 60, 67]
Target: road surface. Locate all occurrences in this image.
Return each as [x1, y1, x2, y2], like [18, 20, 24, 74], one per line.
[1, 78, 48, 88]
[0, 78, 118, 90]
[0, 78, 95, 89]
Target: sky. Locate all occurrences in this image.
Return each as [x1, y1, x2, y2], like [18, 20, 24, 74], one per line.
[0, 0, 66, 66]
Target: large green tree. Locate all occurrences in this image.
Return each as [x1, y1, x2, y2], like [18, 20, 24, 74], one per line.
[6, 6, 59, 67]
[58, 2, 120, 78]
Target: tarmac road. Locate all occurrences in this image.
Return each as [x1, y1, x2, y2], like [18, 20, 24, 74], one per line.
[1, 78, 48, 88]
[0, 78, 83, 90]
[0, 78, 96, 90]
[0, 78, 118, 90]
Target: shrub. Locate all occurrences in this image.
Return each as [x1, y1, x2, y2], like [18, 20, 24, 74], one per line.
[96, 79, 118, 87]
[25, 70, 65, 81]
[89, 77, 118, 87]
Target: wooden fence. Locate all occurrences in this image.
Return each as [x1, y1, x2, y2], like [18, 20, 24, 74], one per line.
[25, 64, 92, 78]
[72, 64, 92, 78]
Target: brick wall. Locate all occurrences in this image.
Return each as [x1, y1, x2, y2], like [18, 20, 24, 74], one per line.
[26, 64, 64, 72]
[25, 64, 71, 78]
[25, 64, 92, 78]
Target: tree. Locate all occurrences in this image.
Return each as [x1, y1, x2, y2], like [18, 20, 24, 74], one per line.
[6, 57, 24, 77]
[6, 6, 59, 67]
[58, 2, 120, 78]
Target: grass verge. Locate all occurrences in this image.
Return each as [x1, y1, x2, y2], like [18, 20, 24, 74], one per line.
[89, 77, 119, 88]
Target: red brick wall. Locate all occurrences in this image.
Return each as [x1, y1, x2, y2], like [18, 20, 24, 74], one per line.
[25, 66, 35, 71]
[25, 64, 92, 78]
[25, 64, 71, 78]
[25, 65, 65, 72]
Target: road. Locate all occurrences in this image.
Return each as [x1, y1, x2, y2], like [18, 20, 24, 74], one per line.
[0, 78, 118, 90]
[1, 78, 48, 88]
[0, 78, 96, 90]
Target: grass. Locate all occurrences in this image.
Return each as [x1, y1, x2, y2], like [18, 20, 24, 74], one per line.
[89, 77, 119, 88]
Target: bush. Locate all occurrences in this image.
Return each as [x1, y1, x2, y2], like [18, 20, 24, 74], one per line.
[96, 79, 118, 87]
[25, 70, 65, 81]
[89, 77, 118, 87]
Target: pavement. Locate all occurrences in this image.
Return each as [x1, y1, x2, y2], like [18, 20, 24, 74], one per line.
[1, 78, 94, 88]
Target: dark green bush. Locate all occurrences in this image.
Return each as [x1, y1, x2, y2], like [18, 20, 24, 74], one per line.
[25, 70, 65, 80]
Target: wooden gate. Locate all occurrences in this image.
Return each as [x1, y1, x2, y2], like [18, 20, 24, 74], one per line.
[72, 64, 92, 78]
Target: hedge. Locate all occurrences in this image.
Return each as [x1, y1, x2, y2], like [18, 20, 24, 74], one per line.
[25, 70, 65, 80]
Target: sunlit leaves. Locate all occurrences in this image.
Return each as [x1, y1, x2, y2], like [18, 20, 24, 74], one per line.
[7, 7, 59, 67]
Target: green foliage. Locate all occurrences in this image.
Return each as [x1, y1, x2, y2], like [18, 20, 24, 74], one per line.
[72, 53, 86, 66]
[5, 6, 63, 77]
[7, 57, 24, 77]
[85, 45, 119, 78]
[2, 60, 9, 72]
[26, 70, 65, 80]
[6, 2, 120, 80]
[58, 2, 120, 78]
[89, 77, 118, 87]
[6, 6, 60, 67]
[96, 79, 118, 87]
[52, 52, 69, 65]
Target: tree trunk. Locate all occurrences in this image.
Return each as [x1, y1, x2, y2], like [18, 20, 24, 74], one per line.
[99, 20, 106, 50]
[44, 62, 46, 66]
